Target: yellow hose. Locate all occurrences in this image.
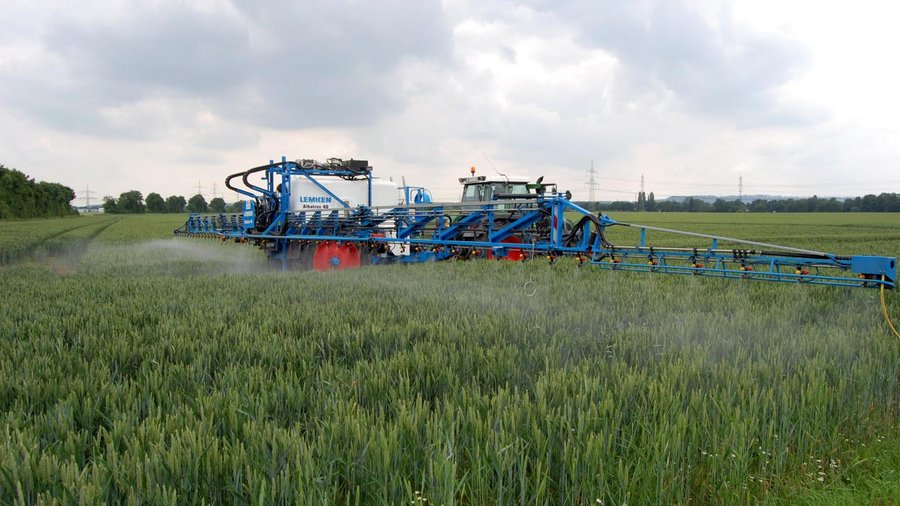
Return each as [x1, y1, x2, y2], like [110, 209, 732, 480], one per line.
[882, 275, 900, 339]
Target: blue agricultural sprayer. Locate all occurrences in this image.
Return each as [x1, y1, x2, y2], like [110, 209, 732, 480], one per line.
[175, 156, 897, 291]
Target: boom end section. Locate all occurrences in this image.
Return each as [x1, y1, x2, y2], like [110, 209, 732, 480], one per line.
[851, 256, 897, 288]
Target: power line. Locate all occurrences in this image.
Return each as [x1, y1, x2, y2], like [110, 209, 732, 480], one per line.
[593, 174, 900, 190]
[742, 181, 900, 189]
[601, 176, 735, 188]
[594, 187, 641, 196]
[79, 185, 95, 208]
[585, 160, 599, 202]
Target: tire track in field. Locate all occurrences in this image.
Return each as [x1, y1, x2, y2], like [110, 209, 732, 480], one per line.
[4, 218, 120, 268]
[0, 220, 97, 265]
[27, 221, 95, 245]
[40, 218, 122, 274]
[84, 217, 121, 242]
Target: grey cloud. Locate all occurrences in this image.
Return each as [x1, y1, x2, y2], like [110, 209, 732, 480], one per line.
[0, 0, 451, 138]
[46, 4, 252, 98]
[518, 0, 812, 125]
[229, 0, 451, 127]
[230, 0, 449, 66]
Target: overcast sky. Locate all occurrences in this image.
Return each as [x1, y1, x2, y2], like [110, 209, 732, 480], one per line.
[1, 0, 899, 203]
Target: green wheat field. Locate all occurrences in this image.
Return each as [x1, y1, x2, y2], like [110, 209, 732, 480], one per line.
[1, 213, 898, 505]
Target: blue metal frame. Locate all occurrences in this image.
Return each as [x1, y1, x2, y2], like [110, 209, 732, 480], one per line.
[174, 157, 898, 289]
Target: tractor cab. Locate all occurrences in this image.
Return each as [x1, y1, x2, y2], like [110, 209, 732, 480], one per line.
[459, 177, 530, 202]
[458, 166, 564, 209]
[459, 166, 531, 204]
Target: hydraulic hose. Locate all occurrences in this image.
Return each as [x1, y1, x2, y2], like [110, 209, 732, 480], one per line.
[882, 274, 900, 339]
[564, 213, 616, 249]
[242, 164, 273, 195]
[226, 171, 258, 199]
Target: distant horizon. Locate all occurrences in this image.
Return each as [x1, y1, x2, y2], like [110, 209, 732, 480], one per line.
[67, 190, 898, 209]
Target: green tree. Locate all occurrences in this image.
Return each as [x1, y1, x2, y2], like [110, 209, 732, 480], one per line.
[36, 182, 75, 216]
[209, 197, 226, 213]
[748, 199, 768, 212]
[684, 197, 711, 212]
[860, 194, 878, 212]
[608, 200, 636, 211]
[646, 192, 656, 212]
[187, 194, 208, 213]
[711, 198, 744, 212]
[102, 196, 118, 214]
[816, 198, 842, 212]
[116, 190, 145, 214]
[166, 195, 187, 213]
[146, 192, 166, 213]
[0, 164, 76, 219]
[882, 193, 900, 211]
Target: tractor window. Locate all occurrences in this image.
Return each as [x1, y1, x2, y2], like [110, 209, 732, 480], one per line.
[462, 184, 483, 202]
[493, 183, 528, 199]
[507, 183, 528, 194]
[463, 182, 528, 202]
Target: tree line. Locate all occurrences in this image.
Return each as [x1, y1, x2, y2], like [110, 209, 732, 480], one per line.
[577, 192, 900, 213]
[102, 191, 239, 214]
[0, 164, 76, 219]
